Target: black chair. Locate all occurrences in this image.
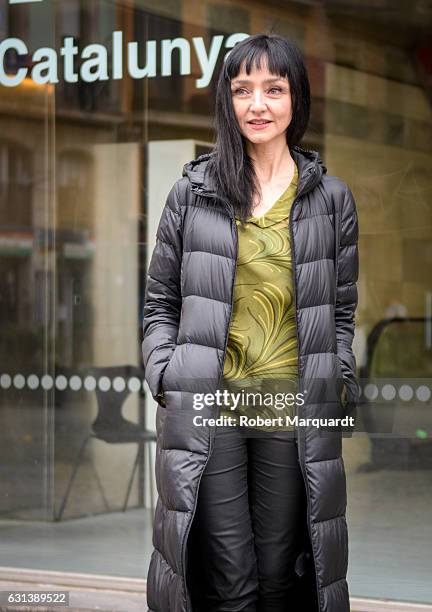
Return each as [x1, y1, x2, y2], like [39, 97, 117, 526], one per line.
[56, 365, 156, 523]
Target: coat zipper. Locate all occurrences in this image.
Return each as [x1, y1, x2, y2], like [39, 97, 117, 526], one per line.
[219, 209, 239, 391]
[180, 193, 238, 612]
[289, 169, 322, 611]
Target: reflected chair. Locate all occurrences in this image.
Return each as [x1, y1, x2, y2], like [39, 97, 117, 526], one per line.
[56, 365, 156, 524]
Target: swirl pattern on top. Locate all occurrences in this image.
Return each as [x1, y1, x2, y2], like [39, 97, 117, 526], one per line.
[221, 162, 300, 430]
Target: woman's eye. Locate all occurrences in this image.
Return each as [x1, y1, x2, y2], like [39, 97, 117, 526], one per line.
[268, 87, 283, 94]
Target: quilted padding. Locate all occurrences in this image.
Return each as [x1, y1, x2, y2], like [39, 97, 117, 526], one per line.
[142, 145, 359, 611]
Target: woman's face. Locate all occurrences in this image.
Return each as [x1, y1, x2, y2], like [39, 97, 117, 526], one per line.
[230, 60, 293, 146]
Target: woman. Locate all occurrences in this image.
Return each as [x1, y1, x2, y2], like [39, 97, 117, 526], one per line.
[142, 33, 359, 612]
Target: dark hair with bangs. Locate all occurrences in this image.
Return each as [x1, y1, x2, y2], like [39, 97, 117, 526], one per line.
[207, 33, 311, 225]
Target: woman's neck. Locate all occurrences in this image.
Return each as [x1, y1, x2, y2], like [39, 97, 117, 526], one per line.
[247, 140, 294, 184]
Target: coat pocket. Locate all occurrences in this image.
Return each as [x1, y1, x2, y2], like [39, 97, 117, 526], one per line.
[335, 353, 346, 405]
[161, 345, 178, 391]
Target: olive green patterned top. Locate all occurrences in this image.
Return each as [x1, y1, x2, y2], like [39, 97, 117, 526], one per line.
[220, 162, 300, 432]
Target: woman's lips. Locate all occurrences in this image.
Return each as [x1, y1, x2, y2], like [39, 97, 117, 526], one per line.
[248, 121, 272, 130]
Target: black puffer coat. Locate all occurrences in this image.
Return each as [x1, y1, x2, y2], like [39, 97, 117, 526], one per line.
[142, 145, 359, 612]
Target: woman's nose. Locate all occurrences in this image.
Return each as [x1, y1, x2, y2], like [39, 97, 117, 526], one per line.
[249, 91, 267, 111]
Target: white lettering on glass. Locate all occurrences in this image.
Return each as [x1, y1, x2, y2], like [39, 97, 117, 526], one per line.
[0, 31, 250, 88]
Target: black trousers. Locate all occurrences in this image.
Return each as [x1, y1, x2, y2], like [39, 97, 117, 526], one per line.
[186, 426, 308, 612]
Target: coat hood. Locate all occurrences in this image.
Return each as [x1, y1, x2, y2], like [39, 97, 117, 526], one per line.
[182, 144, 328, 201]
